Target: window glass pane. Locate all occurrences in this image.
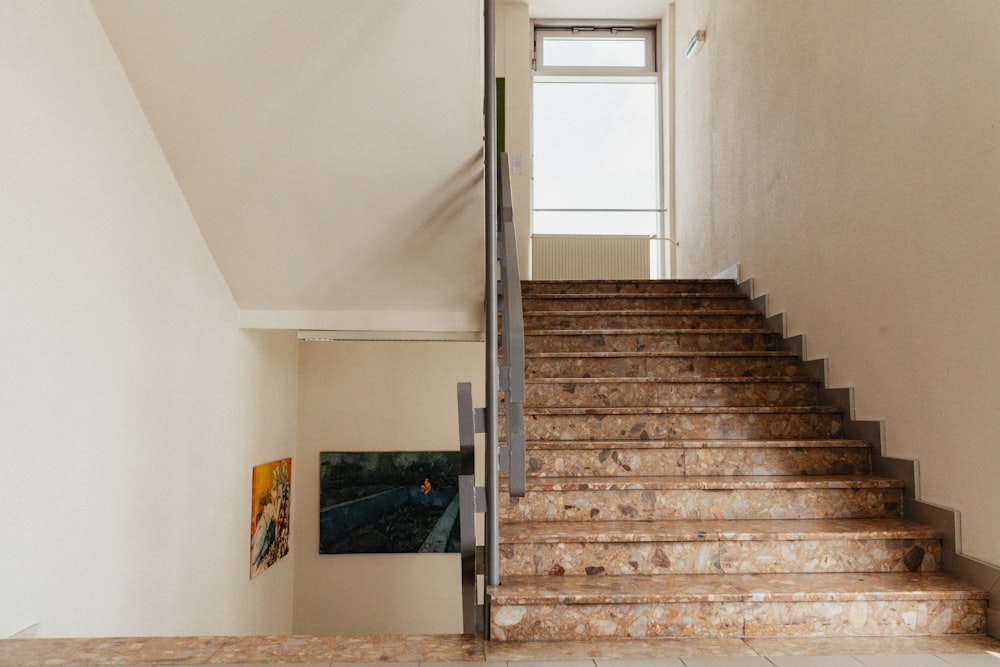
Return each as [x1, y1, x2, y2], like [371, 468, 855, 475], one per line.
[543, 37, 646, 68]
[533, 81, 658, 211]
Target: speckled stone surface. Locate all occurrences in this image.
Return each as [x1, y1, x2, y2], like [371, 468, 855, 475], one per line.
[525, 378, 819, 408]
[683, 443, 870, 476]
[499, 519, 941, 576]
[2, 632, 998, 665]
[520, 279, 741, 296]
[496, 279, 987, 642]
[522, 440, 870, 477]
[488, 573, 988, 640]
[499, 477, 903, 522]
[520, 407, 844, 441]
[525, 351, 804, 380]
[526, 444, 687, 477]
[521, 295, 756, 312]
[524, 330, 780, 354]
[745, 598, 986, 636]
[523, 311, 764, 330]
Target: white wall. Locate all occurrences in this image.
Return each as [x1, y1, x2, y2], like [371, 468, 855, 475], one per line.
[674, 0, 1000, 567]
[293, 341, 484, 634]
[0, 0, 299, 638]
[498, 2, 533, 278]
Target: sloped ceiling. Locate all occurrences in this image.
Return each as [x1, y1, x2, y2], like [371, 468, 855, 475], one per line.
[91, 0, 486, 334]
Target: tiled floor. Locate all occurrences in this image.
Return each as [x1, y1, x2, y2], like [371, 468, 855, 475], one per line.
[1, 634, 999, 667]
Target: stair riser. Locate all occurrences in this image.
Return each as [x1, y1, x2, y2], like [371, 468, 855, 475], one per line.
[525, 332, 779, 354]
[745, 598, 987, 637]
[526, 355, 803, 380]
[521, 412, 844, 441]
[499, 538, 941, 576]
[525, 381, 819, 408]
[489, 599, 986, 641]
[522, 297, 756, 312]
[527, 447, 686, 477]
[525, 447, 870, 477]
[685, 447, 871, 476]
[523, 313, 762, 330]
[521, 281, 739, 296]
[499, 488, 902, 522]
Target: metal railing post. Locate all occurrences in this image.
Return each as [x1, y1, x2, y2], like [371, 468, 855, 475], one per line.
[483, 0, 500, 589]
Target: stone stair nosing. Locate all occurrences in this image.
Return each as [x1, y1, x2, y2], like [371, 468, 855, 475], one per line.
[488, 572, 989, 640]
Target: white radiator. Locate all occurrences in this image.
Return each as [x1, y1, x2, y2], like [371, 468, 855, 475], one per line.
[531, 234, 650, 280]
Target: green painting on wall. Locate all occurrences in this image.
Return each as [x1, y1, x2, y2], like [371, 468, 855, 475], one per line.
[319, 451, 461, 554]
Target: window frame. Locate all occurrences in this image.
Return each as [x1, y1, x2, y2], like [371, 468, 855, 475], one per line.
[534, 25, 657, 77]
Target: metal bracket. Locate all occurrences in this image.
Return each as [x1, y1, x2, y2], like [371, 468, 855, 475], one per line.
[497, 445, 510, 472]
[457, 383, 487, 447]
[476, 546, 486, 575]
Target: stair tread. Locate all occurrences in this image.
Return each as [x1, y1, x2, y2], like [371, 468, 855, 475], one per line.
[500, 518, 939, 543]
[528, 351, 798, 358]
[524, 293, 748, 299]
[510, 474, 902, 491]
[524, 405, 841, 415]
[524, 309, 758, 315]
[527, 328, 775, 335]
[527, 376, 816, 384]
[488, 572, 988, 605]
[524, 439, 870, 450]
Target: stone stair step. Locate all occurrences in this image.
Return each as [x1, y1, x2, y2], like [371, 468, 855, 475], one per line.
[522, 294, 757, 312]
[498, 518, 941, 575]
[519, 406, 844, 441]
[495, 278, 982, 643]
[525, 377, 820, 408]
[522, 439, 871, 477]
[520, 279, 740, 296]
[498, 475, 903, 522]
[487, 572, 988, 640]
[526, 351, 804, 379]
[523, 310, 763, 330]
[525, 329, 780, 354]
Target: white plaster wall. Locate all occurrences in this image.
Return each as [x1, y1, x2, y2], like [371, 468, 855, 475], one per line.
[293, 341, 483, 635]
[498, 2, 534, 278]
[0, 0, 299, 638]
[674, 0, 1000, 566]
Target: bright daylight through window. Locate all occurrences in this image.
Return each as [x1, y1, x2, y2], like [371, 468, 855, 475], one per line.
[532, 26, 665, 277]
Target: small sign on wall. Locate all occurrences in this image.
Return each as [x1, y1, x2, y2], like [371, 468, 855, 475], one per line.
[250, 458, 292, 578]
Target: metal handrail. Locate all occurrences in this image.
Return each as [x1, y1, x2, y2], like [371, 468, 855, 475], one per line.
[483, 0, 500, 595]
[498, 153, 526, 498]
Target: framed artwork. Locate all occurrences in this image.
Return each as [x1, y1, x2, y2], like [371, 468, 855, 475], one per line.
[319, 451, 460, 554]
[250, 457, 291, 578]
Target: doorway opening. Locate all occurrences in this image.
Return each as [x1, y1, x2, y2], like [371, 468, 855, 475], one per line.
[532, 24, 667, 279]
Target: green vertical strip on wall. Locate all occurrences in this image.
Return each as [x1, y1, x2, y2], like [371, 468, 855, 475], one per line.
[497, 78, 506, 154]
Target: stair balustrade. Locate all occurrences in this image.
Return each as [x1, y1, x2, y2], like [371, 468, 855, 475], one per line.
[455, 0, 526, 635]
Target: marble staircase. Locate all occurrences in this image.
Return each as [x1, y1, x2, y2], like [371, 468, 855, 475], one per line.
[488, 279, 987, 641]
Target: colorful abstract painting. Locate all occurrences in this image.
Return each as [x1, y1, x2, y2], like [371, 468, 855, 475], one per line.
[319, 451, 460, 554]
[250, 457, 291, 578]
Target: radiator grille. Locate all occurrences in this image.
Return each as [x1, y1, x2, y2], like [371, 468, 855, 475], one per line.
[531, 234, 650, 280]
